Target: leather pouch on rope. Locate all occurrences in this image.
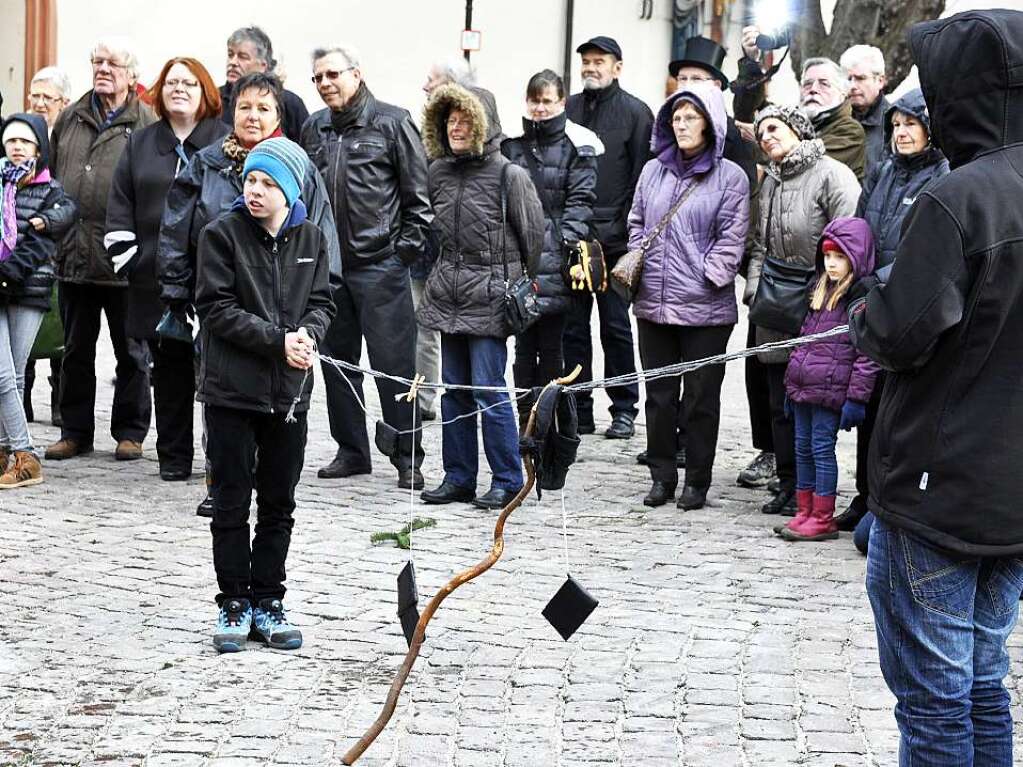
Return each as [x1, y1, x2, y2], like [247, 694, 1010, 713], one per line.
[542, 575, 598, 641]
[520, 385, 580, 498]
[375, 420, 399, 459]
[397, 561, 421, 648]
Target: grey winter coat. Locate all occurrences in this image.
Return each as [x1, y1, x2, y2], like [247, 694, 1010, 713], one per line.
[745, 138, 860, 363]
[416, 84, 544, 338]
[50, 90, 156, 285]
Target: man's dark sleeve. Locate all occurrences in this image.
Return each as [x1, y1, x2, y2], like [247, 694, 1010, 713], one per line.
[506, 165, 545, 277]
[302, 165, 343, 290]
[625, 100, 654, 210]
[298, 231, 337, 345]
[850, 193, 970, 372]
[391, 114, 432, 267]
[733, 56, 768, 123]
[283, 90, 310, 143]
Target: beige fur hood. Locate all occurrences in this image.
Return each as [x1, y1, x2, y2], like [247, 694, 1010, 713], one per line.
[422, 83, 503, 160]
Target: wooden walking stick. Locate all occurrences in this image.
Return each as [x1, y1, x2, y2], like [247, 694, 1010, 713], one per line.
[341, 365, 582, 765]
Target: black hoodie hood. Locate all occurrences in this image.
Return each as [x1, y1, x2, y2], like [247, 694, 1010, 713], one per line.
[910, 9, 1023, 169]
[1, 113, 50, 169]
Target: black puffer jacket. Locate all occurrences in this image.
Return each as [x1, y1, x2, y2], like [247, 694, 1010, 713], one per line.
[106, 117, 228, 338]
[195, 201, 335, 414]
[855, 89, 949, 271]
[851, 9, 1023, 556]
[0, 114, 76, 310]
[158, 135, 341, 308]
[501, 113, 600, 316]
[416, 84, 544, 338]
[300, 84, 431, 269]
[566, 80, 653, 258]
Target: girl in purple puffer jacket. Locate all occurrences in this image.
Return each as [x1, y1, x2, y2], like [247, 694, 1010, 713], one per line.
[777, 217, 880, 542]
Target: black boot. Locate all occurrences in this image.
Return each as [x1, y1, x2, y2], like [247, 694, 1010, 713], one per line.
[835, 495, 868, 532]
[677, 484, 707, 510]
[761, 488, 796, 515]
[643, 480, 677, 507]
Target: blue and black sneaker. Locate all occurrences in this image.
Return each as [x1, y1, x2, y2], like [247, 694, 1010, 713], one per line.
[213, 598, 252, 653]
[251, 598, 303, 650]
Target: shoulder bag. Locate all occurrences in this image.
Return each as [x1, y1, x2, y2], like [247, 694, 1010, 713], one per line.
[610, 177, 701, 303]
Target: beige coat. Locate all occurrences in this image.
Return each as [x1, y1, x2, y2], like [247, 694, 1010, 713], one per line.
[745, 139, 860, 363]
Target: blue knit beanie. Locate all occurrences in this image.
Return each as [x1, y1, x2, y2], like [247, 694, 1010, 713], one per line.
[242, 137, 308, 207]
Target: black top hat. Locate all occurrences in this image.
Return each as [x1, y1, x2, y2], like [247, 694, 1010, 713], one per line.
[669, 36, 729, 90]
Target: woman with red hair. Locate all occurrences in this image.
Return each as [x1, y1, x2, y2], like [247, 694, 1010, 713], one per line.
[104, 57, 227, 481]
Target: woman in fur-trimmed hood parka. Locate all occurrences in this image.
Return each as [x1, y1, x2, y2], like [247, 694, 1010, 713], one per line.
[417, 83, 544, 511]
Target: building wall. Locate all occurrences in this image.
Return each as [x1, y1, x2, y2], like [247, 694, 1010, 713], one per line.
[1, 0, 27, 111]
[44, 0, 679, 130]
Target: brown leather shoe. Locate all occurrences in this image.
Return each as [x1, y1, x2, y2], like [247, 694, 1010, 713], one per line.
[45, 438, 93, 460]
[0, 451, 43, 489]
[115, 440, 143, 461]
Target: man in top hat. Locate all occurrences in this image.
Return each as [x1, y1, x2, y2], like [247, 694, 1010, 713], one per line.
[564, 35, 653, 440]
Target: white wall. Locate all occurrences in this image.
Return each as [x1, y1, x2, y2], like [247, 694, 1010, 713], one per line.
[1, 0, 26, 111]
[49, 0, 678, 133]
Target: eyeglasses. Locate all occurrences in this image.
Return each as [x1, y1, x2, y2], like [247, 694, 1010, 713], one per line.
[91, 57, 127, 70]
[28, 92, 63, 104]
[675, 74, 713, 84]
[672, 114, 704, 127]
[164, 79, 200, 90]
[446, 116, 472, 129]
[311, 67, 354, 84]
[800, 77, 836, 91]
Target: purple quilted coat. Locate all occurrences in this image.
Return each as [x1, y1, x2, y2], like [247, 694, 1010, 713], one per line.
[785, 217, 881, 411]
[628, 84, 750, 326]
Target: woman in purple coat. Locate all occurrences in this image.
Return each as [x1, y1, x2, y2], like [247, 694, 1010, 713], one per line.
[629, 83, 749, 510]
[777, 216, 880, 541]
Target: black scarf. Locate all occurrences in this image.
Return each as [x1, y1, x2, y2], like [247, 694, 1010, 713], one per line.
[330, 82, 369, 135]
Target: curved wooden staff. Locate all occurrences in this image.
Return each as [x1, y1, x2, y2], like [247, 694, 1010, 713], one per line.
[341, 365, 582, 765]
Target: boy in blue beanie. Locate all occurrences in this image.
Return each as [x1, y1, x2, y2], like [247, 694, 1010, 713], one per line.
[195, 137, 335, 652]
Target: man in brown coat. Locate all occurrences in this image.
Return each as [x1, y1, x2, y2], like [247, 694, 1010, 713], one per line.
[799, 57, 866, 180]
[46, 37, 156, 461]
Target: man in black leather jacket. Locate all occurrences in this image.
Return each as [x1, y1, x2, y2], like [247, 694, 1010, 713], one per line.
[564, 36, 652, 440]
[300, 45, 431, 489]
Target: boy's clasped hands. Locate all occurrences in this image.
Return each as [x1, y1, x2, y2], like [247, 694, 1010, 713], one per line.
[284, 327, 315, 370]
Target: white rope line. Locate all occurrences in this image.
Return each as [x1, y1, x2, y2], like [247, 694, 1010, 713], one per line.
[560, 489, 570, 576]
[315, 324, 850, 399]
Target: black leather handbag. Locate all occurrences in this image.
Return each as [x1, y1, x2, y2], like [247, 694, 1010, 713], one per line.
[499, 163, 541, 335]
[748, 256, 815, 335]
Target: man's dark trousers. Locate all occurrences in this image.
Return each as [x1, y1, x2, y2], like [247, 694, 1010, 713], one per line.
[562, 276, 639, 427]
[57, 282, 150, 445]
[320, 258, 422, 470]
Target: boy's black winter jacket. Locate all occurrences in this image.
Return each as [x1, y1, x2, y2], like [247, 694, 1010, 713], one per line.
[195, 202, 335, 415]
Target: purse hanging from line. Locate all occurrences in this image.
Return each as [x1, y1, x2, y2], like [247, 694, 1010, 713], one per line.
[498, 162, 542, 335]
[609, 177, 702, 303]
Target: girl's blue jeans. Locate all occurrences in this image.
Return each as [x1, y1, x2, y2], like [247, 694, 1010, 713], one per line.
[791, 401, 839, 496]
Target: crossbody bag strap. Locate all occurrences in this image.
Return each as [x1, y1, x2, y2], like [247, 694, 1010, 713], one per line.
[499, 162, 510, 285]
[638, 177, 701, 254]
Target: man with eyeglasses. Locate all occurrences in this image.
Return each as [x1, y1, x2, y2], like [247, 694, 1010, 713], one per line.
[300, 45, 430, 490]
[840, 45, 891, 177]
[219, 26, 308, 142]
[45, 38, 156, 462]
[798, 57, 866, 180]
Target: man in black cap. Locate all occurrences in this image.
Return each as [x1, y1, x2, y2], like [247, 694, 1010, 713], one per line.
[666, 37, 774, 491]
[564, 35, 652, 440]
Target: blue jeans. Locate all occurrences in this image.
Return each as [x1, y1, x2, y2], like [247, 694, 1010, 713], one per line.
[791, 401, 839, 496]
[866, 517, 1023, 766]
[0, 304, 45, 451]
[440, 334, 522, 492]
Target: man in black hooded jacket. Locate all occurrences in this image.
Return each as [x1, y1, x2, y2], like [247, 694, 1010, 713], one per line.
[850, 10, 1023, 763]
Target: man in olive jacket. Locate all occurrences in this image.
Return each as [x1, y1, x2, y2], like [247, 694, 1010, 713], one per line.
[799, 57, 866, 180]
[300, 45, 431, 489]
[850, 10, 1023, 762]
[46, 39, 156, 462]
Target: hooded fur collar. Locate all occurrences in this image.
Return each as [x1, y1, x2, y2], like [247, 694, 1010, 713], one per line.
[422, 84, 489, 161]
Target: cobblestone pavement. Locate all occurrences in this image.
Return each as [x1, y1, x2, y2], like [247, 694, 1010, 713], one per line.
[2, 306, 1022, 767]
